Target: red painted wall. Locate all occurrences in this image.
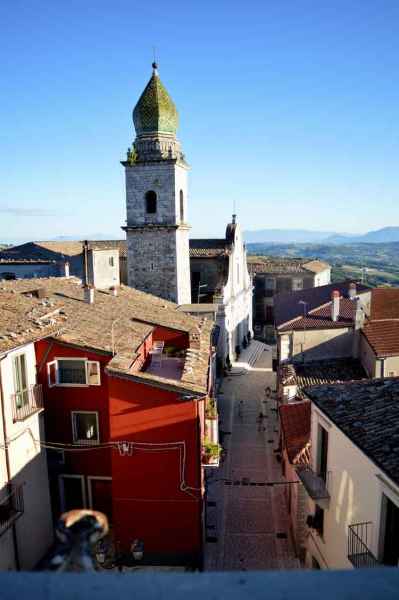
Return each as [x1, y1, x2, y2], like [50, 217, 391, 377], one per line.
[108, 375, 203, 561]
[152, 326, 188, 349]
[35, 339, 112, 481]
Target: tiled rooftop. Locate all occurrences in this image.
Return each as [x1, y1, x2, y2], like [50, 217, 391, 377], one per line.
[279, 401, 311, 464]
[280, 359, 367, 389]
[370, 287, 399, 320]
[278, 297, 356, 332]
[0, 278, 213, 394]
[274, 281, 370, 328]
[247, 256, 330, 275]
[305, 378, 399, 487]
[189, 239, 229, 258]
[362, 320, 399, 357]
[0, 240, 127, 261]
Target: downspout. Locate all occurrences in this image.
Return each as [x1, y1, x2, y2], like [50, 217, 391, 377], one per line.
[0, 355, 21, 570]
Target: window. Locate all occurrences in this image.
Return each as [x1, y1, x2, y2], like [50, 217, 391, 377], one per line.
[381, 494, 399, 566]
[59, 475, 86, 513]
[71, 411, 99, 445]
[109, 256, 114, 267]
[314, 505, 324, 537]
[265, 278, 276, 290]
[47, 359, 101, 387]
[12, 354, 29, 410]
[179, 190, 184, 222]
[292, 278, 303, 291]
[145, 190, 157, 214]
[317, 425, 329, 482]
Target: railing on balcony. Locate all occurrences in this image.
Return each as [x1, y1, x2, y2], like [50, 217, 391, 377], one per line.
[348, 522, 380, 568]
[12, 384, 43, 421]
[0, 484, 24, 537]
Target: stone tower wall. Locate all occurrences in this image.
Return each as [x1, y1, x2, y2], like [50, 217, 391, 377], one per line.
[125, 161, 191, 304]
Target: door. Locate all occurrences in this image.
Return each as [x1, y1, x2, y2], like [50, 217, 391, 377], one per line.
[59, 475, 86, 513]
[382, 495, 399, 566]
[88, 478, 112, 522]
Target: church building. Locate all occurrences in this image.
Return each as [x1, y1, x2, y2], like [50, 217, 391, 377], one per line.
[123, 64, 253, 364]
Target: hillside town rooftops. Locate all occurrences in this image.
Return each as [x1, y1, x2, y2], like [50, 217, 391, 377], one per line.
[305, 378, 399, 487]
[279, 401, 311, 465]
[362, 320, 399, 357]
[274, 281, 370, 329]
[0, 277, 213, 394]
[278, 297, 356, 332]
[0, 240, 127, 261]
[247, 256, 330, 275]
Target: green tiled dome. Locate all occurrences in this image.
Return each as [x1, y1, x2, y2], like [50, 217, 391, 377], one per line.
[133, 64, 178, 136]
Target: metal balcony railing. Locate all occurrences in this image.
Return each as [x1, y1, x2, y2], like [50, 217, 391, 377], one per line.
[348, 522, 380, 568]
[0, 484, 24, 537]
[12, 384, 43, 421]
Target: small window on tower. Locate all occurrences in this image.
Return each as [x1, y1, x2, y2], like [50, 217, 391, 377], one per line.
[145, 190, 157, 214]
[180, 190, 184, 222]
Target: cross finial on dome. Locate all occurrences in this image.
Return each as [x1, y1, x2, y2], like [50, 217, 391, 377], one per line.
[152, 61, 158, 76]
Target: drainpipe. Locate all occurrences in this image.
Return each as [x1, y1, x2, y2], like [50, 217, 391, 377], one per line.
[0, 355, 21, 570]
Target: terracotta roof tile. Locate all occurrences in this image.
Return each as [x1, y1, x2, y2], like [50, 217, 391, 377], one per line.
[362, 320, 399, 357]
[278, 297, 356, 331]
[275, 281, 370, 328]
[370, 288, 399, 320]
[189, 239, 229, 258]
[279, 401, 311, 464]
[0, 277, 213, 394]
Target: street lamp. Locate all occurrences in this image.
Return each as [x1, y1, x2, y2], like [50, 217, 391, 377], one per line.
[298, 300, 308, 363]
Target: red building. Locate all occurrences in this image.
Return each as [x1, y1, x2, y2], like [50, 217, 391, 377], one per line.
[3, 277, 218, 567]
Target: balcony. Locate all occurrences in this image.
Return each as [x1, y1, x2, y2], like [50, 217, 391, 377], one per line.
[348, 522, 380, 568]
[11, 384, 43, 422]
[0, 484, 24, 537]
[296, 466, 330, 509]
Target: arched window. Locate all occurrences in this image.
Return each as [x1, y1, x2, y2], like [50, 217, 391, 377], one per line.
[179, 190, 184, 222]
[145, 190, 157, 214]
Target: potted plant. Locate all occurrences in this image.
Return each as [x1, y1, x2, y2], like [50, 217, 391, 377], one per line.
[203, 439, 221, 465]
[205, 397, 218, 419]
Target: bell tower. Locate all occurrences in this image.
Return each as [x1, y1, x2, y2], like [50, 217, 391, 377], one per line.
[122, 62, 191, 305]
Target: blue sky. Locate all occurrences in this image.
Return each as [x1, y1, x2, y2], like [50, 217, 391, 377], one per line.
[1, 0, 399, 241]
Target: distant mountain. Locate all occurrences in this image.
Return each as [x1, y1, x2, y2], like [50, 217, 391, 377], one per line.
[244, 229, 338, 244]
[245, 227, 399, 245]
[326, 227, 399, 244]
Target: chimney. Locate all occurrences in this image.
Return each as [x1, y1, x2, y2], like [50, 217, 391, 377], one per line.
[331, 290, 340, 322]
[110, 286, 118, 297]
[348, 282, 357, 299]
[82, 240, 89, 287]
[84, 285, 94, 304]
[64, 261, 70, 278]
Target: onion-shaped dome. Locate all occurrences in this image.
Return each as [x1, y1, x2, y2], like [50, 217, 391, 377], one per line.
[133, 63, 178, 136]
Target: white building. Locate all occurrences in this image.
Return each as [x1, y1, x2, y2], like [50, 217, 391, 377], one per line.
[186, 217, 253, 364]
[301, 378, 399, 569]
[0, 340, 53, 570]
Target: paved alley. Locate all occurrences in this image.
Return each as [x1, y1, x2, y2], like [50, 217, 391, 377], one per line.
[205, 344, 300, 571]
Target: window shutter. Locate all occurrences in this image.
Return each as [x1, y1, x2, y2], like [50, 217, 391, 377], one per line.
[86, 361, 101, 386]
[47, 360, 58, 387]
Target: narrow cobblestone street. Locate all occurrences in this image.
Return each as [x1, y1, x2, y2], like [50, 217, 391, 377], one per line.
[205, 344, 300, 570]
